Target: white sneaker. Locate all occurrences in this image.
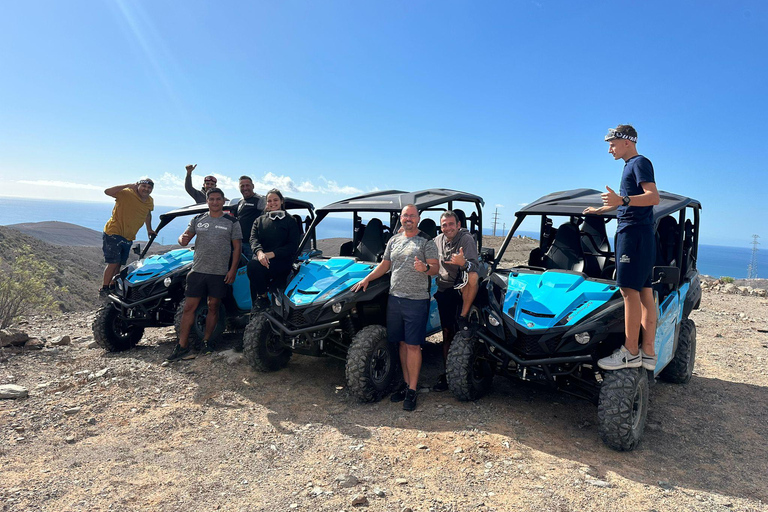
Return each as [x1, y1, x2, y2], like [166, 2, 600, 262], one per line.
[598, 346, 642, 370]
[641, 352, 657, 371]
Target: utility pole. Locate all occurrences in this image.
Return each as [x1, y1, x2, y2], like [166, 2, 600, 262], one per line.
[492, 208, 500, 236]
[747, 234, 760, 279]
[502, 223, 506, 237]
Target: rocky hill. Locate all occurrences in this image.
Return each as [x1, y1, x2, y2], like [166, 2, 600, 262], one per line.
[6, 221, 104, 247]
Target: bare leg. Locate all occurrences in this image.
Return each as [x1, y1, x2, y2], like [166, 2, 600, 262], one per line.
[639, 287, 657, 356]
[459, 272, 479, 317]
[179, 296, 202, 348]
[204, 297, 221, 340]
[620, 287, 642, 355]
[403, 344, 422, 390]
[102, 263, 120, 287]
[399, 342, 410, 385]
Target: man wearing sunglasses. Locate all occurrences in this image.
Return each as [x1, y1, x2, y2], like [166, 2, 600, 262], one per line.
[100, 178, 156, 297]
[184, 164, 227, 204]
[168, 187, 243, 361]
[584, 124, 660, 371]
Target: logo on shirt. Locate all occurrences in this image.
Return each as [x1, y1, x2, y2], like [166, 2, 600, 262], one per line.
[197, 222, 210, 229]
[620, 254, 631, 263]
[215, 225, 229, 230]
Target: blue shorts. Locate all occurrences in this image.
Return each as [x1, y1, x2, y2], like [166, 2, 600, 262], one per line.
[616, 225, 655, 291]
[387, 296, 430, 346]
[102, 233, 132, 265]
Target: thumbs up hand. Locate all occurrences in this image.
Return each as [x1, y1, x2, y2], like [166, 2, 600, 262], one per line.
[447, 247, 466, 267]
[601, 186, 622, 208]
[414, 256, 427, 272]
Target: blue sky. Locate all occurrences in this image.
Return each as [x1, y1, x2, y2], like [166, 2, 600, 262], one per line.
[0, 1, 765, 246]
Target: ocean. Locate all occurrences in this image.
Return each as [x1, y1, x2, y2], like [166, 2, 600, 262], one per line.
[1, 196, 765, 279]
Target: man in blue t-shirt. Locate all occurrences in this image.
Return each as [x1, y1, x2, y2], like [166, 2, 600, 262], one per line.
[583, 124, 660, 371]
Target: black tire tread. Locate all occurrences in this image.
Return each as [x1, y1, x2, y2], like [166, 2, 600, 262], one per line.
[597, 368, 648, 451]
[345, 325, 396, 403]
[660, 318, 696, 384]
[243, 314, 292, 372]
[92, 305, 144, 352]
[446, 333, 493, 402]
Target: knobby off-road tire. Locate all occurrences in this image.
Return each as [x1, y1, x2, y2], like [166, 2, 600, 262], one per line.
[446, 332, 494, 401]
[243, 314, 292, 372]
[345, 325, 400, 403]
[598, 368, 649, 451]
[660, 318, 696, 384]
[92, 305, 144, 352]
[173, 298, 227, 351]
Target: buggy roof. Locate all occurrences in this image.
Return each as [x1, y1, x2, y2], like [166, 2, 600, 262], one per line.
[155, 197, 314, 233]
[318, 188, 484, 213]
[516, 188, 701, 219]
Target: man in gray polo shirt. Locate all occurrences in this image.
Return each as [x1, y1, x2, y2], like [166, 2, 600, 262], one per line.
[352, 204, 439, 411]
[167, 188, 242, 362]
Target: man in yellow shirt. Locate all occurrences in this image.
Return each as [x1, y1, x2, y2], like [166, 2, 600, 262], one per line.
[101, 179, 156, 296]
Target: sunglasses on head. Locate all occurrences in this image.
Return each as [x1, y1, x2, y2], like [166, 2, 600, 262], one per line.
[138, 179, 154, 186]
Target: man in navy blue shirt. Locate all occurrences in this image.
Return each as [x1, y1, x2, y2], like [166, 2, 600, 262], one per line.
[583, 124, 660, 371]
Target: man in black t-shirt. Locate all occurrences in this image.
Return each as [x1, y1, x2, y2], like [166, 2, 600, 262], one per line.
[236, 175, 264, 259]
[584, 124, 660, 371]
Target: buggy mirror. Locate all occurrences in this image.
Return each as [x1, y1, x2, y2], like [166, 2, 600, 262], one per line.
[652, 266, 679, 285]
[480, 247, 495, 263]
[132, 244, 141, 256]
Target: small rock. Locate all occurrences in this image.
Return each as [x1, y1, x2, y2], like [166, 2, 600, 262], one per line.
[0, 384, 28, 399]
[586, 478, 612, 488]
[64, 436, 76, 444]
[401, 508, 413, 512]
[86, 417, 97, 425]
[0, 328, 29, 347]
[64, 407, 82, 415]
[658, 480, 675, 490]
[454, 447, 464, 453]
[374, 488, 386, 497]
[86, 340, 100, 349]
[351, 495, 368, 506]
[50, 335, 71, 346]
[395, 478, 408, 485]
[24, 338, 44, 350]
[338, 475, 359, 488]
[416, 444, 428, 450]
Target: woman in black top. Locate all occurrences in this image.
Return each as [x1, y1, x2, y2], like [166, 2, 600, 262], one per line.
[247, 189, 300, 312]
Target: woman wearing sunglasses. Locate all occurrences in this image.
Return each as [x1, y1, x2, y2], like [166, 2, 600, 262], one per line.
[247, 188, 300, 312]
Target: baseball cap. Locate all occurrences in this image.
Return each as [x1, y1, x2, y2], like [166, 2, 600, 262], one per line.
[203, 175, 217, 183]
[605, 125, 638, 143]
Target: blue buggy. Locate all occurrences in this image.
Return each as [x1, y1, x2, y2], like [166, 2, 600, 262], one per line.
[242, 189, 493, 402]
[92, 198, 315, 352]
[448, 189, 702, 451]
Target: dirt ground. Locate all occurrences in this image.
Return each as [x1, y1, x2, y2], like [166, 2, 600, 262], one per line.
[2, 281, 768, 511]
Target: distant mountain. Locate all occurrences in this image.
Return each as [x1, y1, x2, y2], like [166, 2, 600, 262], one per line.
[6, 221, 103, 246]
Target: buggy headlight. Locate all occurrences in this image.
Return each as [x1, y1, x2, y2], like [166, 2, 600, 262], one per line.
[332, 302, 343, 314]
[163, 277, 172, 288]
[274, 295, 282, 307]
[574, 332, 591, 344]
[488, 314, 500, 327]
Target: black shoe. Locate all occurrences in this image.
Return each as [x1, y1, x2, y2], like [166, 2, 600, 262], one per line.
[201, 340, 213, 355]
[251, 297, 271, 314]
[390, 384, 408, 403]
[403, 388, 418, 411]
[432, 374, 448, 392]
[99, 287, 111, 299]
[166, 344, 194, 362]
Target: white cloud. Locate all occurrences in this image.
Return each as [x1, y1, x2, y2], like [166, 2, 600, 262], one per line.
[518, 202, 529, 207]
[495, 204, 505, 209]
[17, 179, 102, 191]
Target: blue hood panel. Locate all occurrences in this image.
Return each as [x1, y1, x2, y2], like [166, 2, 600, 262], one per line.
[286, 258, 375, 306]
[126, 249, 194, 284]
[503, 271, 619, 329]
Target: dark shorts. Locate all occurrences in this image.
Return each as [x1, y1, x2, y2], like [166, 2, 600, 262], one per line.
[185, 271, 228, 299]
[616, 225, 655, 291]
[386, 296, 430, 346]
[102, 233, 132, 265]
[434, 288, 461, 331]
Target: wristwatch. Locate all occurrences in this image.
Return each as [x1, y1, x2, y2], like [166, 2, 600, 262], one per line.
[622, 195, 631, 206]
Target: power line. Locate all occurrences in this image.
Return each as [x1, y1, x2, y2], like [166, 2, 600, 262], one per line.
[747, 234, 760, 279]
